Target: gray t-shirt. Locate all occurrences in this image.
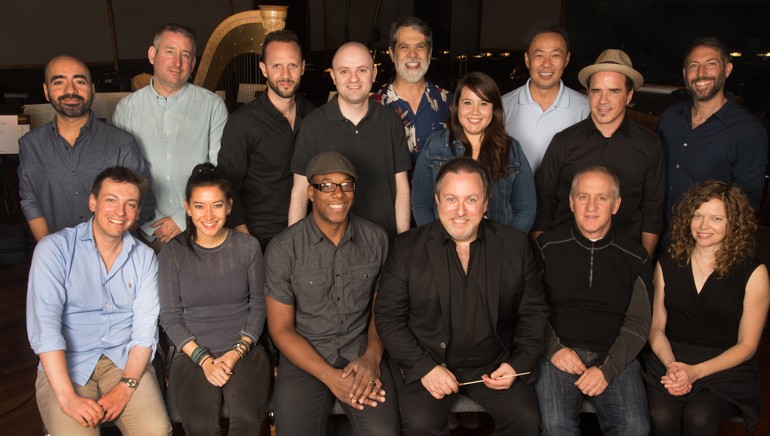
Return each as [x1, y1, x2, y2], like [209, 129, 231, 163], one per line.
[265, 214, 388, 364]
[159, 231, 266, 354]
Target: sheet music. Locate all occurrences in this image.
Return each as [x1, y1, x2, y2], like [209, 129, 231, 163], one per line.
[0, 115, 20, 154]
[23, 104, 55, 129]
[93, 92, 131, 125]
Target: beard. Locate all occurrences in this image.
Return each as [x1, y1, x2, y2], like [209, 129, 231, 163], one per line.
[685, 71, 726, 102]
[395, 57, 430, 84]
[266, 76, 300, 99]
[49, 93, 92, 118]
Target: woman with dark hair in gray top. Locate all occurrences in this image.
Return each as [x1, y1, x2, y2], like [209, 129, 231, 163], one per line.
[159, 163, 271, 435]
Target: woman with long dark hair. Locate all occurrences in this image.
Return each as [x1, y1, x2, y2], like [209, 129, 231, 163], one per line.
[411, 71, 536, 233]
[159, 163, 271, 435]
[644, 181, 770, 435]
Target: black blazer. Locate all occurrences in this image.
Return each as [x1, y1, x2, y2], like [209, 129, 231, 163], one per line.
[375, 219, 548, 386]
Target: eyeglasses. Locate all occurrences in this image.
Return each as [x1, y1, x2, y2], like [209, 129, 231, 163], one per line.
[311, 182, 356, 193]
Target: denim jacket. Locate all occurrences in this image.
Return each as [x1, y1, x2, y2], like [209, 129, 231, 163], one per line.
[411, 129, 536, 234]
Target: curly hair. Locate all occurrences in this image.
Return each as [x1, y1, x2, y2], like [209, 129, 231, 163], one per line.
[668, 180, 756, 277]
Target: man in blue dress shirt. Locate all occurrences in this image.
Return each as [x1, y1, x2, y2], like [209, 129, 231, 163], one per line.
[27, 167, 170, 435]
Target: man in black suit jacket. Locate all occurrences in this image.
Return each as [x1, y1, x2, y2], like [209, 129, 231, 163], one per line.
[375, 157, 547, 435]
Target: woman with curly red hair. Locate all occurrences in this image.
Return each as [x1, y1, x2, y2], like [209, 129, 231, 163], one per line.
[644, 180, 770, 435]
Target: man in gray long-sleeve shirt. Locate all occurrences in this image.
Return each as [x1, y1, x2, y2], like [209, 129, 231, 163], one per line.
[19, 55, 154, 241]
[534, 166, 652, 435]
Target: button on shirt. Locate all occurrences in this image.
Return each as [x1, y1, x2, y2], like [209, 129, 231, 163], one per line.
[657, 96, 768, 211]
[18, 111, 155, 231]
[502, 79, 590, 172]
[113, 80, 227, 236]
[374, 80, 453, 161]
[265, 214, 388, 364]
[26, 219, 159, 386]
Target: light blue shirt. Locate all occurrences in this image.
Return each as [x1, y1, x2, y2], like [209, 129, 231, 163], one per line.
[26, 219, 159, 386]
[502, 79, 589, 172]
[113, 80, 227, 236]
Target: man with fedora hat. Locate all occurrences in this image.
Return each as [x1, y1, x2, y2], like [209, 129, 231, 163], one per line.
[533, 48, 665, 256]
[265, 151, 399, 435]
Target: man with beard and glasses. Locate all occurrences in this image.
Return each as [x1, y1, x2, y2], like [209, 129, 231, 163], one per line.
[217, 30, 315, 250]
[374, 16, 452, 164]
[18, 55, 155, 241]
[658, 36, 767, 216]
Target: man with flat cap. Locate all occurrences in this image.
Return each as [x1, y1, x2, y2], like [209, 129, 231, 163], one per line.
[266, 151, 399, 435]
[534, 49, 665, 257]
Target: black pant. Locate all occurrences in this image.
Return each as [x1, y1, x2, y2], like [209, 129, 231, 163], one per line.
[394, 368, 540, 436]
[647, 385, 740, 436]
[168, 347, 271, 436]
[273, 355, 400, 436]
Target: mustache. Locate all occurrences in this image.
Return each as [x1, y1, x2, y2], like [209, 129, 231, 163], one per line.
[57, 93, 85, 103]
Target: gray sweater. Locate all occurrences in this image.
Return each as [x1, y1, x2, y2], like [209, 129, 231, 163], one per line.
[159, 231, 266, 354]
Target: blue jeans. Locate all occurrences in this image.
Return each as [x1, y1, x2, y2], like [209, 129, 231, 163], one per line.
[535, 349, 649, 436]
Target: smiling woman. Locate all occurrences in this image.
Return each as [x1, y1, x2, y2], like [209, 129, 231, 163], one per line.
[157, 163, 272, 434]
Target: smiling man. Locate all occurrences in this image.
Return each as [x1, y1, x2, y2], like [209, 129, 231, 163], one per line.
[217, 29, 315, 251]
[374, 16, 452, 163]
[114, 23, 227, 251]
[18, 55, 154, 241]
[534, 166, 652, 436]
[534, 49, 665, 257]
[289, 42, 412, 238]
[27, 167, 170, 436]
[266, 152, 399, 435]
[502, 26, 589, 172]
[376, 157, 547, 435]
[657, 36, 767, 216]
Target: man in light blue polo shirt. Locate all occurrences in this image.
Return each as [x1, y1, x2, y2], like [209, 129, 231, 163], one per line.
[114, 23, 227, 251]
[502, 26, 589, 172]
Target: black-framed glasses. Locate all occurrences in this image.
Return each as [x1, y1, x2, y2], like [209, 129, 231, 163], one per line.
[311, 182, 356, 193]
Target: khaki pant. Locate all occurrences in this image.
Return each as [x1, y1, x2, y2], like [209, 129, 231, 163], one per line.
[36, 355, 171, 436]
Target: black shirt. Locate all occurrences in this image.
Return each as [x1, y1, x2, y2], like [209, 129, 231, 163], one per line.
[291, 96, 412, 238]
[445, 226, 503, 370]
[535, 117, 666, 242]
[218, 92, 316, 245]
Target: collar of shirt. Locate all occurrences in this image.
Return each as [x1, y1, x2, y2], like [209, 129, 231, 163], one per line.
[584, 116, 632, 139]
[77, 217, 138, 257]
[569, 223, 615, 250]
[148, 77, 190, 104]
[520, 79, 572, 110]
[679, 91, 737, 128]
[377, 79, 450, 111]
[304, 213, 357, 247]
[325, 94, 380, 122]
[50, 110, 96, 145]
[439, 218, 487, 246]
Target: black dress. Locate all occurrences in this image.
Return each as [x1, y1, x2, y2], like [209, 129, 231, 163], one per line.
[643, 255, 763, 430]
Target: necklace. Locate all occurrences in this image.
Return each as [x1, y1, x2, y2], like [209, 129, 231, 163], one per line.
[692, 252, 714, 286]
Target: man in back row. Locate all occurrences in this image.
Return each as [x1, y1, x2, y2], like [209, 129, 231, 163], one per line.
[374, 16, 452, 164]
[289, 42, 411, 238]
[217, 29, 315, 250]
[19, 55, 154, 241]
[114, 23, 227, 251]
[502, 26, 589, 173]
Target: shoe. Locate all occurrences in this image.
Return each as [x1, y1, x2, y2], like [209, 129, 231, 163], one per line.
[448, 413, 459, 430]
[459, 412, 480, 430]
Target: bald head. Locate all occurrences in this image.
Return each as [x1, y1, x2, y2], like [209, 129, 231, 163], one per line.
[45, 55, 91, 84]
[330, 42, 377, 106]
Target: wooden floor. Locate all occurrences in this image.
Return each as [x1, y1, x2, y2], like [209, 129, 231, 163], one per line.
[1, 256, 767, 435]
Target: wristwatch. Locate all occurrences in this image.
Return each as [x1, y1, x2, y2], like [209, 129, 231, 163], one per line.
[120, 377, 139, 389]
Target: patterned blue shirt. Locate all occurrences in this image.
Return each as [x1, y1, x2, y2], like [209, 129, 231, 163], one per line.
[374, 80, 452, 161]
[27, 219, 159, 386]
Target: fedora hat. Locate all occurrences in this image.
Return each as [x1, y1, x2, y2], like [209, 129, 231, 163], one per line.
[578, 49, 644, 90]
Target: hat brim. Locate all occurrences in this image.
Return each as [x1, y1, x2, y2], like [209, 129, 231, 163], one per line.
[578, 64, 644, 90]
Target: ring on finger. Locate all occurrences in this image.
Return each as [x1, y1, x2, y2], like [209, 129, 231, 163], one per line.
[368, 380, 375, 385]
